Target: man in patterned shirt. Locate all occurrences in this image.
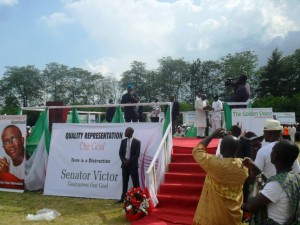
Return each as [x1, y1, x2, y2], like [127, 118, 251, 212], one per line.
[192, 128, 248, 225]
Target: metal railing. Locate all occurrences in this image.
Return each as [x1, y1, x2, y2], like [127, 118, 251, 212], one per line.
[145, 122, 173, 206]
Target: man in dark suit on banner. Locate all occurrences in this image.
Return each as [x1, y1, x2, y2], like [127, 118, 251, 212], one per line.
[118, 127, 141, 203]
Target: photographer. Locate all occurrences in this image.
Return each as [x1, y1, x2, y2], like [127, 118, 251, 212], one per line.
[121, 84, 139, 122]
[192, 128, 248, 225]
[228, 74, 250, 106]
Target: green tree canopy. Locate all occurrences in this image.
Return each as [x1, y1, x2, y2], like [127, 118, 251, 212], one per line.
[0, 65, 44, 108]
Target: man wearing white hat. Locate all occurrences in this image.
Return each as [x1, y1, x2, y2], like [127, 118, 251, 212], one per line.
[254, 119, 300, 178]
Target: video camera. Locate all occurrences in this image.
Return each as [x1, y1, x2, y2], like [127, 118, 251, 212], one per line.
[225, 77, 239, 89]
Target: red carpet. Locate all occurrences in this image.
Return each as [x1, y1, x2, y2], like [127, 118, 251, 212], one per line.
[132, 137, 219, 225]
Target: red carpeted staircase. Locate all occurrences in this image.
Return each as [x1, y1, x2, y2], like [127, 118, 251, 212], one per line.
[132, 138, 218, 225]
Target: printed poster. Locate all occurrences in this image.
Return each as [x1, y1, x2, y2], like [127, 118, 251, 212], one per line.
[272, 112, 296, 125]
[44, 123, 162, 199]
[0, 115, 27, 192]
[232, 108, 273, 136]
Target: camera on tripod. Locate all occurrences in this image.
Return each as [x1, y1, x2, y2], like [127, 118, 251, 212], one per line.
[225, 77, 239, 89]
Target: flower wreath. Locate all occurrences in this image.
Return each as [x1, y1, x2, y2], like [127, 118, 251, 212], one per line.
[123, 187, 154, 221]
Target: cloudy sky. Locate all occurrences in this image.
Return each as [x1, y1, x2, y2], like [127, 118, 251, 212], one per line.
[1, 0, 300, 78]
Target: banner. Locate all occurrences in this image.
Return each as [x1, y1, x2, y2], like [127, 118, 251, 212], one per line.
[0, 115, 27, 192]
[232, 108, 273, 136]
[273, 112, 296, 125]
[44, 123, 163, 199]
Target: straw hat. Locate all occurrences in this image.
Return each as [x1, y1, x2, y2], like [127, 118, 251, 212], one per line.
[263, 119, 282, 131]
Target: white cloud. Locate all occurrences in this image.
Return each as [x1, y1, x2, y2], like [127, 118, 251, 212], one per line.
[0, 0, 17, 6]
[83, 54, 159, 78]
[41, 12, 74, 27]
[42, 0, 300, 76]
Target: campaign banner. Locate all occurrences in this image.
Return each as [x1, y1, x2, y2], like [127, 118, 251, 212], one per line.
[182, 111, 195, 126]
[273, 112, 296, 125]
[0, 115, 27, 192]
[232, 108, 273, 136]
[44, 123, 163, 199]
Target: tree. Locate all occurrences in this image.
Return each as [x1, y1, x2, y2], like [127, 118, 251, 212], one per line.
[143, 70, 161, 102]
[92, 75, 116, 104]
[257, 48, 284, 98]
[187, 59, 221, 103]
[220, 51, 258, 99]
[280, 49, 300, 96]
[119, 61, 148, 101]
[64, 68, 105, 105]
[157, 57, 190, 101]
[43, 62, 69, 102]
[0, 95, 20, 115]
[0, 65, 44, 107]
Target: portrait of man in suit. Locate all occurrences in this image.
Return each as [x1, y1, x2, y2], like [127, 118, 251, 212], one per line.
[118, 127, 141, 202]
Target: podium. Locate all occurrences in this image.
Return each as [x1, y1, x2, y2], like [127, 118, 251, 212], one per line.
[223, 100, 252, 131]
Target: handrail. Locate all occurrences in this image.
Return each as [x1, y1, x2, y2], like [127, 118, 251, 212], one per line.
[145, 123, 172, 206]
[226, 99, 251, 106]
[21, 102, 170, 110]
[146, 123, 172, 174]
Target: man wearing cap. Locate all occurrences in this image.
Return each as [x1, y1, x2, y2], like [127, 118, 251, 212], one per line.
[121, 85, 139, 122]
[211, 95, 223, 133]
[254, 119, 300, 178]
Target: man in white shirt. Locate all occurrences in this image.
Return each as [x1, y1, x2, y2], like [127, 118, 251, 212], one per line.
[211, 95, 223, 133]
[194, 94, 208, 137]
[289, 124, 296, 142]
[254, 119, 300, 178]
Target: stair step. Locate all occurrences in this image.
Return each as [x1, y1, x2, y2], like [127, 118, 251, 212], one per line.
[159, 183, 203, 196]
[172, 153, 195, 163]
[157, 194, 199, 210]
[164, 172, 206, 184]
[168, 162, 205, 173]
[173, 145, 217, 155]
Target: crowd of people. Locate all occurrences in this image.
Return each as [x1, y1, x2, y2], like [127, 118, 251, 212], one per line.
[192, 119, 300, 225]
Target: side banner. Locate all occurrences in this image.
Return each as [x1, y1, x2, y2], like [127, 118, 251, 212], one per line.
[232, 108, 273, 136]
[44, 123, 163, 199]
[0, 115, 27, 192]
[273, 112, 296, 125]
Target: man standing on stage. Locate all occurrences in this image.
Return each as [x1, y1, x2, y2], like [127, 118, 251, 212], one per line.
[211, 95, 223, 133]
[194, 93, 208, 138]
[121, 85, 139, 122]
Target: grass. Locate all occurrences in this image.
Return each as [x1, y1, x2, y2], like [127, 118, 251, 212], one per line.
[1, 142, 300, 225]
[0, 190, 130, 225]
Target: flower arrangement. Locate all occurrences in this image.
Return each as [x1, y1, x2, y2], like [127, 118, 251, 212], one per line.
[123, 187, 154, 221]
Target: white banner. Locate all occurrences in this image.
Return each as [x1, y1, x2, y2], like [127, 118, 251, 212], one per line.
[0, 115, 27, 192]
[273, 112, 296, 125]
[182, 111, 195, 126]
[232, 108, 273, 136]
[44, 123, 163, 199]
